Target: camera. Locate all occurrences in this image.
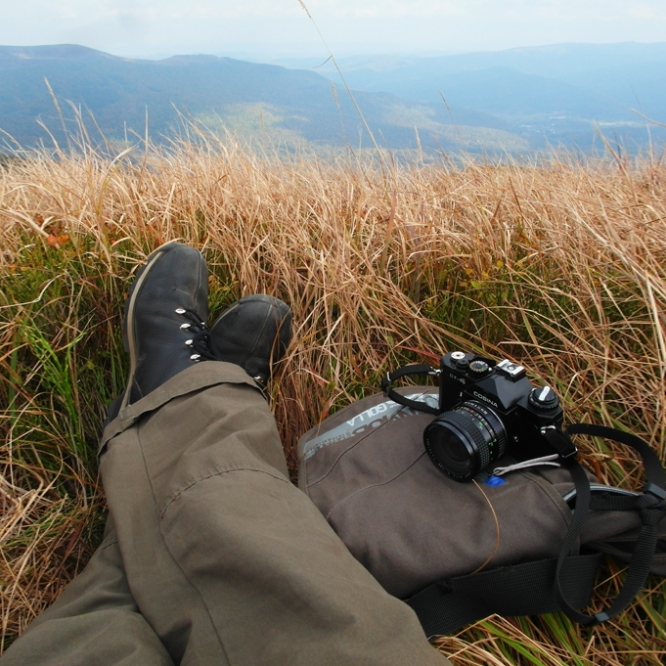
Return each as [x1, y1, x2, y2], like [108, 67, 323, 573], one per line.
[423, 351, 564, 481]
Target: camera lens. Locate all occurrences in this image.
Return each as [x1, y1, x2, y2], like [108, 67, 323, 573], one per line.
[423, 401, 507, 480]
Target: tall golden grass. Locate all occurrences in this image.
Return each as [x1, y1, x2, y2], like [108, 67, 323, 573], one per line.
[1, 136, 665, 664]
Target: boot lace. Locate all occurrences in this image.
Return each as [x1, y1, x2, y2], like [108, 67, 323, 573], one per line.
[175, 308, 220, 361]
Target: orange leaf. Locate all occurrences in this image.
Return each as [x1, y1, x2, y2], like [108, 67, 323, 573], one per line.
[47, 233, 70, 248]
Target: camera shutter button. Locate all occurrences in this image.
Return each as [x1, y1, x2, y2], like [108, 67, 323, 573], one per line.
[529, 386, 559, 410]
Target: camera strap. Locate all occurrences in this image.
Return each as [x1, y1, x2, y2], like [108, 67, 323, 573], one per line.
[381, 363, 440, 415]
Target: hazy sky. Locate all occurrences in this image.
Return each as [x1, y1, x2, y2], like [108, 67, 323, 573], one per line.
[1, 1, 665, 59]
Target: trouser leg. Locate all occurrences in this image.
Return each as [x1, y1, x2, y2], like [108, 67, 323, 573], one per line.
[100, 363, 450, 666]
[0, 517, 174, 666]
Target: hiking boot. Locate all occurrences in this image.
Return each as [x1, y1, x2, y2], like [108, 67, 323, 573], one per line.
[209, 295, 292, 387]
[119, 241, 217, 410]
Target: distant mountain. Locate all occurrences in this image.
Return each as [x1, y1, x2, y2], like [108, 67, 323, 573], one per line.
[0, 44, 524, 155]
[2, 43, 663, 157]
[284, 43, 666, 83]
[275, 43, 666, 151]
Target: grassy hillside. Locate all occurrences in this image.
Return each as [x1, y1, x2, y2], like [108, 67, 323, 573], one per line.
[0, 137, 665, 663]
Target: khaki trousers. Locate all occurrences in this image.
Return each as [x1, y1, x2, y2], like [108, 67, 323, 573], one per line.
[3, 363, 450, 666]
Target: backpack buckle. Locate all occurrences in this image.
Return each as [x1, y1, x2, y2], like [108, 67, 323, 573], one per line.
[638, 483, 666, 526]
[643, 482, 666, 501]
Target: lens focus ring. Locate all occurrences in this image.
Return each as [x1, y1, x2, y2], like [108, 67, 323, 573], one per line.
[424, 401, 507, 480]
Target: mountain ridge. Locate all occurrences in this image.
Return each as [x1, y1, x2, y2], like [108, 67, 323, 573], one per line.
[1, 43, 664, 155]
[0, 44, 523, 154]
[274, 42, 666, 150]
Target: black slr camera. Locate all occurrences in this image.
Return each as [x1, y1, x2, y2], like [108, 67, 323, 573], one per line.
[423, 351, 564, 481]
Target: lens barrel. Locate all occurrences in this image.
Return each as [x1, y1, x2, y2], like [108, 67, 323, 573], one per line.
[424, 401, 507, 480]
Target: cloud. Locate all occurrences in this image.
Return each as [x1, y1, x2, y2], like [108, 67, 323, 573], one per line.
[114, 11, 150, 36]
[1, 0, 665, 57]
[303, 0, 470, 19]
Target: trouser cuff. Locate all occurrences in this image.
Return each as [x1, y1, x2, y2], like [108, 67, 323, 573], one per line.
[99, 362, 261, 454]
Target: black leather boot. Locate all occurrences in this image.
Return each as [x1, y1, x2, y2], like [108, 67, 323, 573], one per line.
[119, 241, 217, 410]
[209, 295, 292, 387]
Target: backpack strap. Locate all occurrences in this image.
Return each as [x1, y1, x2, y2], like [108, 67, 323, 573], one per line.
[550, 424, 666, 626]
[407, 553, 602, 637]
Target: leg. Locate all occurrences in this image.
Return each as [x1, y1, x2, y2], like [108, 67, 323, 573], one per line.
[100, 364, 449, 666]
[1, 517, 174, 666]
[99, 242, 449, 665]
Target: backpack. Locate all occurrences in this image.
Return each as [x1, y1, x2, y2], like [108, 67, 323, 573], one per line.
[297, 381, 666, 636]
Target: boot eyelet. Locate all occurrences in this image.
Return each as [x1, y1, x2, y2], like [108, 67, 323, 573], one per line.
[185, 339, 194, 346]
[175, 308, 186, 315]
[190, 354, 201, 361]
[180, 323, 191, 330]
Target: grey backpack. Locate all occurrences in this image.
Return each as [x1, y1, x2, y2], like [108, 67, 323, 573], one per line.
[297, 383, 666, 636]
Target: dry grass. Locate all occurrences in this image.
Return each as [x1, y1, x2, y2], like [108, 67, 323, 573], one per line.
[1, 136, 665, 663]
